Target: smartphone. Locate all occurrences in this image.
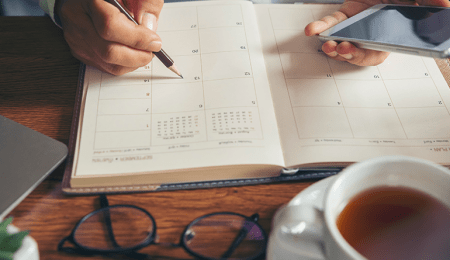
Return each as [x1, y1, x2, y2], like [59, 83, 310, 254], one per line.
[319, 4, 450, 58]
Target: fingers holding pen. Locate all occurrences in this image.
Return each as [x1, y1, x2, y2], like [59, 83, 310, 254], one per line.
[63, 12, 150, 74]
[58, 0, 161, 75]
[89, 0, 163, 53]
[72, 49, 140, 76]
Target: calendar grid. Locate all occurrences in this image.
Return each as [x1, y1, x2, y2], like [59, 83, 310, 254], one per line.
[196, 5, 209, 142]
[149, 60, 153, 146]
[236, 4, 263, 140]
[90, 3, 266, 152]
[324, 50, 356, 139]
[267, 5, 450, 142]
[376, 59, 408, 139]
[424, 59, 450, 116]
[93, 73, 104, 151]
[267, 7, 302, 141]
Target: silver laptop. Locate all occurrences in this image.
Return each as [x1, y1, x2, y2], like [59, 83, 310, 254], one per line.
[0, 115, 68, 220]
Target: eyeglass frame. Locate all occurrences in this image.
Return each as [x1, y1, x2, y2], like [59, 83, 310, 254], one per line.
[58, 195, 268, 260]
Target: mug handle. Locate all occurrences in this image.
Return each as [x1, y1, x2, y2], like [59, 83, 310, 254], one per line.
[268, 204, 326, 260]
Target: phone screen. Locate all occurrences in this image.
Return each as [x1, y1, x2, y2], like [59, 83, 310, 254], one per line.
[330, 6, 450, 49]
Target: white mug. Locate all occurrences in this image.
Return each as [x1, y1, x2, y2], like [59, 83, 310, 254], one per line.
[267, 155, 450, 260]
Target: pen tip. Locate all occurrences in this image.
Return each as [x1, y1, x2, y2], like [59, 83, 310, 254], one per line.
[168, 65, 183, 78]
[180, 75, 184, 79]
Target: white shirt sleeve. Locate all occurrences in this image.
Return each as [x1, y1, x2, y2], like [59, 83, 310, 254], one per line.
[39, 0, 59, 26]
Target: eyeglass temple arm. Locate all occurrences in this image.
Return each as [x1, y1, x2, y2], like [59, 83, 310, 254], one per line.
[100, 194, 109, 207]
[220, 228, 247, 259]
[58, 237, 100, 256]
[58, 236, 152, 260]
[220, 214, 260, 259]
[100, 194, 121, 249]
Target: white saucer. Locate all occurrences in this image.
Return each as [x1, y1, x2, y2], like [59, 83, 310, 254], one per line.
[288, 175, 336, 209]
[268, 176, 337, 260]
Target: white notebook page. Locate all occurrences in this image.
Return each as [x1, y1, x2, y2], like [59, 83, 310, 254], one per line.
[73, 1, 284, 178]
[255, 4, 450, 167]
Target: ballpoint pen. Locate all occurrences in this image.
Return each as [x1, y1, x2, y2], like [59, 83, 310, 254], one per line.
[105, 0, 183, 78]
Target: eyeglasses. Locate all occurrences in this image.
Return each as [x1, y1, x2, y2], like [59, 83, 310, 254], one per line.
[58, 195, 267, 260]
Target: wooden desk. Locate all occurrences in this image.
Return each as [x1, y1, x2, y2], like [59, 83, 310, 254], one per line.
[2, 16, 450, 260]
[0, 16, 315, 260]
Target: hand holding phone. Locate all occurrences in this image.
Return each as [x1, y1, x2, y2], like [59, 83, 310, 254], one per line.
[304, 0, 450, 66]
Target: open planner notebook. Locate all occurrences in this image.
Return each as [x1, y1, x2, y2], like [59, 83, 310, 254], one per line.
[62, 1, 450, 194]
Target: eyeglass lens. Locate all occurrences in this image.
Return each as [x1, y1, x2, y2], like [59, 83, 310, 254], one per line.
[73, 206, 154, 251]
[183, 214, 266, 259]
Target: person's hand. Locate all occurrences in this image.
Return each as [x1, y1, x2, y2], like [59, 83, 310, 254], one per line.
[304, 0, 450, 66]
[56, 0, 164, 75]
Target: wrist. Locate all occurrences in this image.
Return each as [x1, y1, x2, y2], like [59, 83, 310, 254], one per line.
[54, 0, 69, 27]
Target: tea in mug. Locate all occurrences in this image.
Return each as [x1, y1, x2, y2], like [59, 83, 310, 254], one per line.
[336, 186, 450, 259]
